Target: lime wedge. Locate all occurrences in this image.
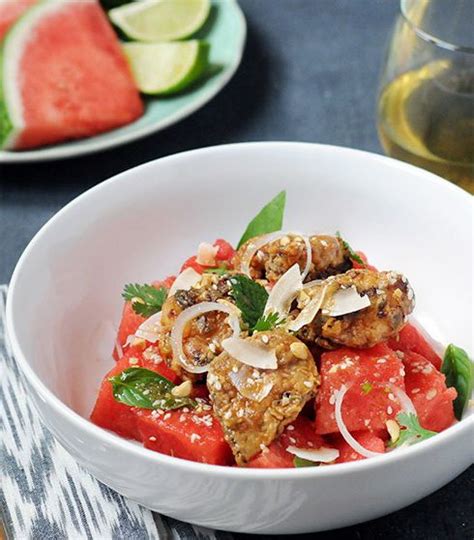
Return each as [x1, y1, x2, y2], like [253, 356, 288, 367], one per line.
[123, 40, 210, 95]
[109, 0, 211, 42]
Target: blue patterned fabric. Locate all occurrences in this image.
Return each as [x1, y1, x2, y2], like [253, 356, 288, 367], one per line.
[0, 285, 232, 540]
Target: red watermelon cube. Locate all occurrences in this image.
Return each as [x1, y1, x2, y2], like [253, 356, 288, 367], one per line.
[331, 431, 386, 463]
[248, 417, 327, 468]
[402, 351, 456, 432]
[388, 323, 442, 369]
[315, 344, 406, 434]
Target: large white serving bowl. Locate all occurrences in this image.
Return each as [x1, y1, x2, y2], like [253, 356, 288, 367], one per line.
[6, 143, 473, 534]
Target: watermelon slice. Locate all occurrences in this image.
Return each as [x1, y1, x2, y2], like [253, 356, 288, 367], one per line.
[388, 323, 442, 369]
[331, 431, 386, 463]
[0, 0, 143, 150]
[0, 0, 36, 40]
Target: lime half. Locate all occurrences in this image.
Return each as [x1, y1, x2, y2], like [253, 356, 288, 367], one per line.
[109, 0, 211, 42]
[123, 40, 210, 95]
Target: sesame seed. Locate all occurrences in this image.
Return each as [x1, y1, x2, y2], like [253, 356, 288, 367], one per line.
[164, 412, 171, 420]
[232, 366, 239, 373]
[143, 389, 150, 396]
[190, 433, 201, 443]
[149, 436, 157, 442]
[289, 437, 296, 444]
[261, 335, 269, 344]
[304, 381, 313, 388]
[214, 381, 222, 391]
[287, 425, 295, 431]
[388, 393, 396, 401]
[387, 406, 393, 415]
[209, 342, 217, 353]
[411, 388, 420, 394]
[377, 358, 386, 364]
[307, 441, 314, 447]
[426, 389, 437, 400]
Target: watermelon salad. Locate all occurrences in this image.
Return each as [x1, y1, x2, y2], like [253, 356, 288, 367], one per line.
[0, 0, 212, 151]
[91, 191, 473, 468]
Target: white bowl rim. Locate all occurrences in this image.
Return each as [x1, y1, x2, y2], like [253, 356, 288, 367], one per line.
[6, 141, 473, 480]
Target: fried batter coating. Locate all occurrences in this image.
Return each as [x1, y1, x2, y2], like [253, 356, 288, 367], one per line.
[159, 273, 237, 379]
[232, 234, 352, 283]
[207, 330, 318, 465]
[295, 269, 415, 349]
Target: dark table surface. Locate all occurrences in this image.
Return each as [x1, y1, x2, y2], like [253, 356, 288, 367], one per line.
[0, 1, 472, 538]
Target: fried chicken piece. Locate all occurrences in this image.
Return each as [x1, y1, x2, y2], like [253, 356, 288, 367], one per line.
[232, 234, 352, 283]
[159, 272, 237, 379]
[207, 330, 318, 465]
[295, 269, 415, 349]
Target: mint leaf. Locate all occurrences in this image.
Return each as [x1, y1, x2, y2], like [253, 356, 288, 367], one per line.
[122, 283, 168, 317]
[254, 312, 286, 333]
[109, 367, 196, 410]
[336, 231, 366, 267]
[237, 191, 286, 248]
[390, 413, 436, 448]
[229, 275, 268, 330]
[441, 344, 473, 420]
[293, 456, 318, 467]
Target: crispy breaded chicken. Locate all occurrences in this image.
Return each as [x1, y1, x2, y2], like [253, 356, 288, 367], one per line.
[232, 234, 352, 283]
[207, 330, 318, 465]
[295, 269, 415, 349]
[159, 273, 236, 379]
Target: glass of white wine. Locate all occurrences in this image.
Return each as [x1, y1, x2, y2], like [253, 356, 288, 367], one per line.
[377, 0, 474, 193]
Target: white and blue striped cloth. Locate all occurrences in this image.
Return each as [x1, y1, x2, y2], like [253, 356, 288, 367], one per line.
[0, 285, 232, 540]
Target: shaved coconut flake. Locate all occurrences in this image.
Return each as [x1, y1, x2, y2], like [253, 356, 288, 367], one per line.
[196, 242, 219, 266]
[302, 279, 324, 290]
[264, 263, 302, 317]
[286, 445, 339, 463]
[168, 268, 201, 296]
[115, 339, 124, 360]
[222, 336, 278, 370]
[334, 385, 383, 459]
[240, 231, 312, 279]
[134, 311, 163, 343]
[171, 302, 241, 374]
[390, 384, 417, 415]
[287, 284, 327, 332]
[229, 367, 274, 402]
[323, 285, 371, 317]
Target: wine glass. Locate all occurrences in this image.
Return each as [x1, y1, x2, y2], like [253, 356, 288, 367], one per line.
[377, 0, 474, 193]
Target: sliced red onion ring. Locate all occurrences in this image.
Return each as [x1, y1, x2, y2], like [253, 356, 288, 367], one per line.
[334, 385, 383, 459]
[389, 384, 417, 415]
[170, 301, 241, 374]
[240, 231, 312, 280]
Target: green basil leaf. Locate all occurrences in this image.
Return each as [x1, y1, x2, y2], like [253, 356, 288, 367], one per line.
[229, 275, 268, 330]
[441, 344, 474, 420]
[109, 367, 196, 410]
[293, 456, 318, 467]
[122, 283, 168, 317]
[237, 191, 286, 248]
[390, 413, 436, 448]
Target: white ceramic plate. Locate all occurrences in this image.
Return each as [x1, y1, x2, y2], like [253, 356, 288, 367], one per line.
[0, 0, 246, 163]
[6, 143, 473, 533]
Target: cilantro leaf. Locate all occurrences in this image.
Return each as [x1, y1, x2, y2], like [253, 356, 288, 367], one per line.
[229, 275, 268, 330]
[293, 456, 318, 467]
[237, 191, 286, 248]
[390, 413, 436, 448]
[122, 283, 168, 317]
[203, 266, 229, 276]
[441, 344, 473, 420]
[254, 312, 286, 333]
[109, 367, 196, 410]
[336, 231, 366, 267]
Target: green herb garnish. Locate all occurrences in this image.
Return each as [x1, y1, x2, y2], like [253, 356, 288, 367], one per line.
[109, 367, 196, 410]
[254, 312, 286, 333]
[441, 344, 473, 420]
[336, 231, 366, 267]
[229, 275, 269, 330]
[203, 266, 229, 276]
[390, 413, 436, 448]
[293, 456, 318, 468]
[361, 381, 373, 395]
[122, 283, 168, 317]
[237, 191, 286, 248]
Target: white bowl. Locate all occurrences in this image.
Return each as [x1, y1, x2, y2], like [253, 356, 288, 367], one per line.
[6, 143, 473, 534]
